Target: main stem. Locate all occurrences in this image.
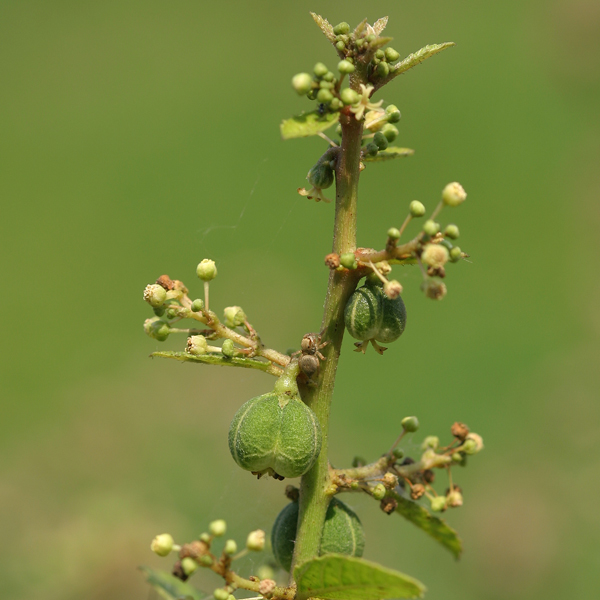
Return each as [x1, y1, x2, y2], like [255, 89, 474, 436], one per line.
[291, 109, 363, 573]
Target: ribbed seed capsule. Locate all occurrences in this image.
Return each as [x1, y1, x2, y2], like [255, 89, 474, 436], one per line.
[344, 284, 384, 341]
[376, 286, 407, 343]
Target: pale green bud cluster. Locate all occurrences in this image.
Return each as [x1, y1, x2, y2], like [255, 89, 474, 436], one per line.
[196, 259, 217, 281]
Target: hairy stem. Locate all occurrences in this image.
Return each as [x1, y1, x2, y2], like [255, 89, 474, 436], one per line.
[291, 108, 364, 573]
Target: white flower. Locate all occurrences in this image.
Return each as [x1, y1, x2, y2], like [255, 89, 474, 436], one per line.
[350, 84, 383, 121]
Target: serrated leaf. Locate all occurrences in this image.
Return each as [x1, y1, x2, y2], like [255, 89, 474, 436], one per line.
[392, 42, 456, 77]
[367, 36, 393, 52]
[372, 17, 389, 35]
[310, 12, 336, 42]
[364, 147, 414, 162]
[389, 490, 463, 559]
[280, 110, 339, 140]
[140, 566, 207, 600]
[294, 554, 426, 600]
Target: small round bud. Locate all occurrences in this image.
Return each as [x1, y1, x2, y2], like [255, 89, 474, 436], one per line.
[382, 472, 398, 489]
[340, 88, 359, 105]
[257, 564, 276, 581]
[191, 298, 204, 312]
[385, 47, 401, 62]
[365, 142, 379, 156]
[323, 71, 335, 82]
[209, 519, 227, 537]
[385, 104, 400, 115]
[421, 279, 447, 300]
[330, 98, 342, 111]
[316, 88, 333, 104]
[430, 496, 447, 512]
[409, 200, 426, 217]
[422, 435, 439, 450]
[387, 227, 401, 240]
[224, 539, 238, 555]
[144, 317, 170, 342]
[259, 579, 277, 596]
[340, 252, 357, 270]
[384, 280, 403, 299]
[410, 483, 426, 500]
[447, 490, 463, 508]
[144, 284, 167, 308]
[153, 306, 165, 317]
[381, 123, 398, 142]
[366, 34, 376, 43]
[319, 80, 334, 90]
[442, 182, 467, 207]
[325, 253, 340, 269]
[372, 483, 386, 500]
[449, 246, 462, 262]
[313, 62, 328, 77]
[444, 224, 460, 239]
[199, 532, 211, 543]
[422, 244, 450, 269]
[336, 40, 345, 51]
[222, 339, 235, 358]
[376, 62, 390, 78]
[199, 554, 213, 566]
[196, 259, 217, 281]
[385, 104, 401, 123]
[246, 529, 265, 552]
[213, 589, 230, 600]
[375, 49, 385, 60]
[223, 306, 246, 328]
[333, 21, 350, 35]
[151, 533, 174, 556]
[401, 416, 419, 433]
[307, 89, 317, 100]
[373, 131, 388, 150]
[452, 451, 464, 463]
[463, 433, 484, 455]
[165, 307, 178, 320]
[186, 335, 208, 356]
[392, 447, 404, 459]
[423, 220, 440, 236]
[292, 73, 313, 95]
[181, 557, 198, 576]
[337, 60, 355, 74]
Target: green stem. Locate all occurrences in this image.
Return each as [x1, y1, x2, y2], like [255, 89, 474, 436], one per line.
[290, 108, 364, 573]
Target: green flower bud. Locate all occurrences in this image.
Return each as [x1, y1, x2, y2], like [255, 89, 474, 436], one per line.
[323, 71, 335, 82]
[340, 252, 358, 269]
[336, 40, 345, 51]
[223, 306, 246, 328]
[442, 182, 467, 207]
[181, 557, 198, 576]
[450, 246, 462, 262]
[144, 317, 170, 342]
[330, 98, 342, 111]
[222, 339, 235, 358]
[196, 259, 217, 281]
[376, 62, 390, 78]
[153, 306, 165, 317]
[144, 284, 167, 308]
[375, 49, 385, 60]
[292, 73, 313, 95]
[199, 554, 213, 566]
[422, 244, 450, 269]
[313, 62, 328, 77]
[366, 34, 376, 43]
[246, 529, 265, 552]
[447, 490, 463, 508]
[199, 532, 211, 543]
[423, 220, 440, 236]
[430, 496, 447, 512]
[307, 161, 334, 190]
[165, 307, 177, 320]
[307, 89, 317, 100]
[381, 124, 398, 142]
[224, 539, 238, 555]
[401, 416, 419, 433]
[385, 104, 401, 123]
[409, 200, 426, 217]
[187, 335, 208, 356]
[422, 435, 439, 450]
[373, 131, 389, 150]
[421, 279, 447, 300]
[386, 104, 400, 115]
[385, 47, 400, 62]
[257, 564, 275, 581]
[365, 142, 379, 156]
[392, 447, 404, 459]
[462, 433, 484, 455]
[209, 519, 227, 537]
[213, 589, 230, 600]
[340, 88, 359, 105]
[151, 533, 174, 556]
[190, 298, 204, 312]
[333, 21, 350, 35]
[452, 451, 465, 463]
[317, 88, 334, 103]
[372, 483, 386, 500]
[387, 227, 401, 240]
[444, 224, 460, 239]
[337, 60, 355, 74]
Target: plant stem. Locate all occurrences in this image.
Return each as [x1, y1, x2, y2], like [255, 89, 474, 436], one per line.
[291, 108, 364, 573]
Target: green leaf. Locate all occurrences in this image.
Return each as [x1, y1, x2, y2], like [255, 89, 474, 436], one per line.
[364, 147, 414, 162]
[310, 12, 336, 42]
[151, 351, 279, 374]
[392, 42, 456, 77]
[280, 111, 339, 140]
[372, 17, 389, 36]
[140, 566, 206, 600]
[294, 554, 426, 600]
[389, 490, 463, 559]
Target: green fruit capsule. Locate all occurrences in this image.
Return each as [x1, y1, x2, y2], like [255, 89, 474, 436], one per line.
[344, 284, 384, 341]
[228, 364, 321, 479]
[271, 498, 365, 572]
[307, 162, 334, 190]
[376, 285, 407, 343]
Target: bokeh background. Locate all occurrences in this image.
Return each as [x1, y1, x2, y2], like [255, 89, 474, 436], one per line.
[2, 1, 599, 598]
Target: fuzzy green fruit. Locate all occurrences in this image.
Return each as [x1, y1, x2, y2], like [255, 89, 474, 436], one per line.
[271, 498, 365, 572]
[228, 364, 321, 479]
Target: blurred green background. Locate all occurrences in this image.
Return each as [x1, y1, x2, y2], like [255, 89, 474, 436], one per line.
[1, 1, 599, 598]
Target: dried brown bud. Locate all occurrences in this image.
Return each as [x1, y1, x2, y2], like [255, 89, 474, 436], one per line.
[172, 560, 188, 581]
[410, 483, 426, 500]
[156, 274, 176, 291]
[380, 496, 398, 514]
[325, 253, 340, 269]
[382, 472, 399, 489]
[451, 421, 470, 441]
[423, 469, 435, 484]
[172, 279, 189, 294]
[179, 540, 209, 559]
[259, 579, 277, 596]
[285, 485, 300, 501]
